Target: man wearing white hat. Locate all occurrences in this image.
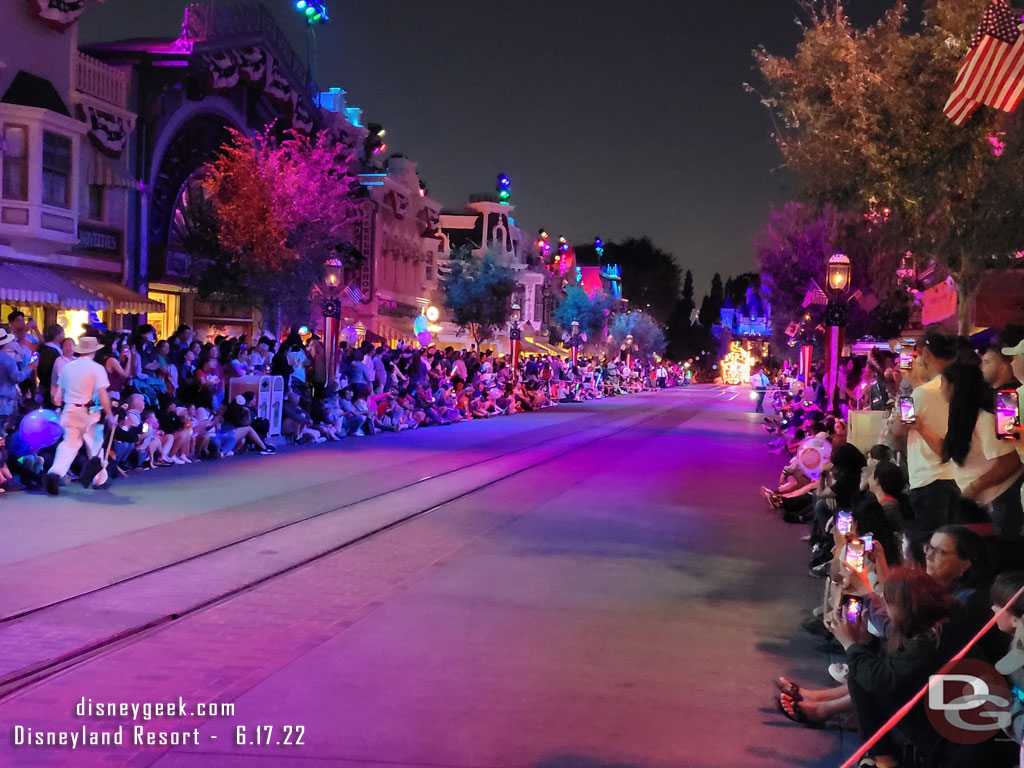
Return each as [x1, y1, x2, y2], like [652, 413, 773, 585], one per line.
[45, 336, 116, 495]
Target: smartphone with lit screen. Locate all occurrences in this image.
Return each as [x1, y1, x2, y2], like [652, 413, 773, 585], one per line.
[836, 510, 853, 536]
[899, 395, 916, 424]
[842, 595, 863, 625]
[899, 342, 915, 370]
[844, 539, 866, 572]
[996, 389, 1020, 441]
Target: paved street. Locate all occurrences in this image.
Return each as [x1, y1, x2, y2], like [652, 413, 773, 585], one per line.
[0, 387, 850, 768]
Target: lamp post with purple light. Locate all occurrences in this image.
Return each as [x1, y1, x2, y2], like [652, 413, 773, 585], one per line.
[321, 259, 344, 387]
[623, 333, 636, 370]
[824, 252, 851, 412]
[510, 301, 522, 380]
[570, 319, 581, 369]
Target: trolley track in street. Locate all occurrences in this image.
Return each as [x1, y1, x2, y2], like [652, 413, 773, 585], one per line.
[0, 392, 721, 700]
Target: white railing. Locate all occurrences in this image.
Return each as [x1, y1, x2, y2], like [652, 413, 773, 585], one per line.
[75, 52, 130, 109]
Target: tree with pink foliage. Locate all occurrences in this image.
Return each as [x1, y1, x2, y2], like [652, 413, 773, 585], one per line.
[196, 127, 363, 324]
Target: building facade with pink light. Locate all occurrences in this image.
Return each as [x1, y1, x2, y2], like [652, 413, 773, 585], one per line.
[1, 0, 562, 350]
[0, 0, 160, 337]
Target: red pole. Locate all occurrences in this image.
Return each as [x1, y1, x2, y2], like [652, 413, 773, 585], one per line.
[799, 344, 813, 382]
[824, 325, 844, 410]
[510, 327, 522, 380]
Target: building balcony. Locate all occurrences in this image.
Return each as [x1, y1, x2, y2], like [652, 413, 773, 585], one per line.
[74, 52, 130, 110]
[0, 103, 86, 253]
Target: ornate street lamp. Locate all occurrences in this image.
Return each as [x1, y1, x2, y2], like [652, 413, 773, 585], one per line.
[823, 252, 851, 412]
[510, 301, 522, 379]
[625, 333, 635, 370]
[321, 259, 344, 386]
[825, 252, 852, 297]
[570, 319, 581, 368]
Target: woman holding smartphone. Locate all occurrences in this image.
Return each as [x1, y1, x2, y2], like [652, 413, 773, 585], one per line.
[911, 362, 1024, 538]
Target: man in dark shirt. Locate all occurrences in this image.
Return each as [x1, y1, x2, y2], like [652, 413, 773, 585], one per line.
[982, 327, 1024, 398]
[37, 324, 64, 408]
[524, 356, 540, 380]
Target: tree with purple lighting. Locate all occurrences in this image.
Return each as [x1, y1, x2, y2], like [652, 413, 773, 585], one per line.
[196, 127, 362, 326]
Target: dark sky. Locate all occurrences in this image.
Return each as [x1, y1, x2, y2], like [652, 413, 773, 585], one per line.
[80, 0, 900, 295]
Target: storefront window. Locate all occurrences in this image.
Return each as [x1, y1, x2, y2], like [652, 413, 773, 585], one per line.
[147, 290, 180, 340]
[56, 309, 91, 341]
[2, 125, 28, 201]
[1, 303, 43, 330]
[42, 131, 72, 208]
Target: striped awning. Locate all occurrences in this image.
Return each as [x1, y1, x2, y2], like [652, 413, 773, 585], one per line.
[68, 276, 164, 315]
[0, 262, 110, 310]
[522, 336, 564, 356]
[84, 144, 137, 189]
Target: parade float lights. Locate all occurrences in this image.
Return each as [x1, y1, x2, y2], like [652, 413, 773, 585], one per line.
[497, 174, 511, 204]
[719, 341, 758, 386]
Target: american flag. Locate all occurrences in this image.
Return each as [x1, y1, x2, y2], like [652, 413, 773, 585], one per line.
[944, 0, 1024, 126]
[342, 281, 365, 304]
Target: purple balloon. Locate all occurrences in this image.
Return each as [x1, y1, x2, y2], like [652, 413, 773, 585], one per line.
[417, 330, 433, 346]
[17, 408, 62, 451]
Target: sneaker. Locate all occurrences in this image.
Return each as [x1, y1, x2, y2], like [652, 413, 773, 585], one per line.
[45, 472, 60, 496]
[809, 561, 832, 579]
[829, 663, 849, 684]
[353, 430, 365, 437]
[260, 447, 276, 455]
[314, 436, 327, 444]
[223, 451, 234, 458]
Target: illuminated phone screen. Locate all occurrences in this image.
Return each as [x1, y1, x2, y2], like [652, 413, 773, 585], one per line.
[899, 396, 916, 423]
[996, 390, 1019, 440]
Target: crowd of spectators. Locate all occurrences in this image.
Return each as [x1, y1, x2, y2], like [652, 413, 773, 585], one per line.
[0, 312, 685, 492]
[760, 326, 1024, 767]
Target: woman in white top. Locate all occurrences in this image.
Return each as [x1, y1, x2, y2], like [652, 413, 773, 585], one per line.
[52, 338, 75, 382]
[912, 362, 1024, 538]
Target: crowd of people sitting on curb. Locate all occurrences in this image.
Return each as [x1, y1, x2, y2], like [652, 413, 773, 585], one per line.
[0, 312, 686, 495]
[759, 326, 1024, 768]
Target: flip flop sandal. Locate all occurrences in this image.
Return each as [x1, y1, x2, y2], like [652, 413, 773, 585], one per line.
[775, 695, 825, 729]
[774, 676, 802, 701]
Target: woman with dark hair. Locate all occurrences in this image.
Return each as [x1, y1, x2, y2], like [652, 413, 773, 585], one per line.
[912, 362, 1024, 538]
[830, 568, 977, 768]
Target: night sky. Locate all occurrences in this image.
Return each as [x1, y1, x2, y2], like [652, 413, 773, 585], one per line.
[80, 0, 905, 295]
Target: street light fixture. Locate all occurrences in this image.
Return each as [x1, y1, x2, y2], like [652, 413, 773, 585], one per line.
[823, 252, 851, 411]
[570, 319, 581, 368]
[825, 252, 852, 297]
[510, 301, 522, 379]
[624, 333, 636, 370]
[321, 258, 344, 386]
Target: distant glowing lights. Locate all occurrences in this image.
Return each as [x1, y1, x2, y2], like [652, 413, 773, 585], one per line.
[497, 173, 511, 204]
[295, 0, 328, 24]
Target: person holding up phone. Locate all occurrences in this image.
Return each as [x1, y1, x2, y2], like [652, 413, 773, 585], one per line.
[889, 330, 961, 534]
[1001, 337, 1024, 517]
[910, 362, 1024, 539]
